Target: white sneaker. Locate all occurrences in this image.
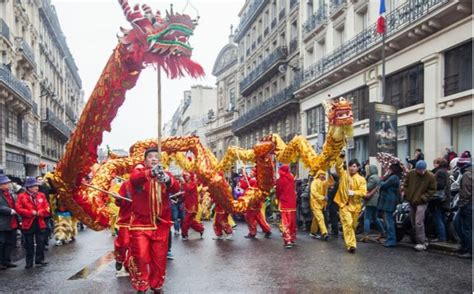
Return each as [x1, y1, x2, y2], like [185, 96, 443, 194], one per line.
[225, 234, 233, 240]
[55, 240, 63, 246]
[414, 243, 427, 251]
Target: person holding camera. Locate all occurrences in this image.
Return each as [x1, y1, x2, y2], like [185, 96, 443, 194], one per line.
[127, 147, 180, 294]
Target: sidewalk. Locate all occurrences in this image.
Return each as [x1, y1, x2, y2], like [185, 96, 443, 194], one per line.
[361, 233, 461, 255]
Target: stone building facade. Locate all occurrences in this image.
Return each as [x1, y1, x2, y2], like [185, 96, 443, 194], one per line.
[296, 0, 472, 172]
[0, 0, 83, 178]
[206, 31, 239, 159]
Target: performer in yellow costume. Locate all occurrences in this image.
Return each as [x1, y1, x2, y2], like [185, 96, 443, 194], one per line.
[333, 156, 367, 253]
[310, 170, 329, 240]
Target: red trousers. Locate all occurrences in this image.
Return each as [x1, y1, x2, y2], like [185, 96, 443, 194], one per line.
[128, 227, 169, 291]
[281, 210, 297, 244]
[213, 213, 233, 237]
[245, 209, 271, 236]
[181, 212, 204, 237]
[114, 226, 130, 264]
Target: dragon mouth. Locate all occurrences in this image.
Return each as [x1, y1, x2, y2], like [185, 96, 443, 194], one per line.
[147, 24, 194, 54]
[335, 108, 353, 121]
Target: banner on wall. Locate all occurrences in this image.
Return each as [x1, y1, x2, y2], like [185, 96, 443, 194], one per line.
[369, 103, 397, 156]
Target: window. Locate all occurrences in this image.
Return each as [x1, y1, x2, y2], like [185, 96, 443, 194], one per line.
[334, 26, 345, 48]
[348, 136, 369, 163]
[452, 114, 472, 154]
[229, 88, 236, 109]
[307, 0, 313, 19]
[341, 86, 369, 122]
[6, 110, 18, 140]
[306, 105, 325, 135]
[385, 63, 424, 109]
[444, 41, 472, 96]
[408, 124, 424, 158]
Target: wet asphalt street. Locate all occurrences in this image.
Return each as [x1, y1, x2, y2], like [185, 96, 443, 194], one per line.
[0, 221, 471, 294]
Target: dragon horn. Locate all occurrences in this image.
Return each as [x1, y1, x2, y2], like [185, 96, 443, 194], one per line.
[141, 4, 154, 21]
[118, 0, 132, 20]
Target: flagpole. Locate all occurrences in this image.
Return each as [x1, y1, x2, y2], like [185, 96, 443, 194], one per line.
[382, 30, 386, 102]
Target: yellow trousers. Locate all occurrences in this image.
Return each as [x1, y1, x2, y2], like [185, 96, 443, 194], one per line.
[228, 215, 236, 227]
[310, 208, 328, 235]
[339, 206, 359, 249]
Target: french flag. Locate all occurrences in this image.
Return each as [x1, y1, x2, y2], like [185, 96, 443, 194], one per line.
[376, 0, 386, 34]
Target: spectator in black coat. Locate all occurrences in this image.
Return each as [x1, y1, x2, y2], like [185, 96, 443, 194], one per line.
[0, 175, 20, 269]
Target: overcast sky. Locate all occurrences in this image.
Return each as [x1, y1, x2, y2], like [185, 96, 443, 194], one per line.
[53, 0, 244, 150]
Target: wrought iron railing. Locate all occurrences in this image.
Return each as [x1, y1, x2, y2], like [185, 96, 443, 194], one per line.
[303, 4, 328, 38]
[233, 80, 300, 131]
[239, 46, 288, 93]
[0, 65, 33, 107]
[17, 38, 36, 68]
[302, 0, 449, 86]
[43, 108, 72, 138]
[234, 0, 268, 41]
[0, 18, 10, 41]
[330, 0, 347, 14]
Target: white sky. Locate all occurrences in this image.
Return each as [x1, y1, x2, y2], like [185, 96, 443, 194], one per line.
[53, 0, 244, 150]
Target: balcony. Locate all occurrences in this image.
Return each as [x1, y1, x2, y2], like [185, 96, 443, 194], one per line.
[289, 38, 298, 54]
[0, 18, 10, 42]
[0, 65, 34, 109]
[279, 8, 286, 21]
[329, 0, 347, 20]
[239, 46, 288, 96]
[298, 0, 457, 97]
[303, 4, 328, 42]
[15, 38, 36, 70]
[233, 81, 300, 132]
[42, 108, 72, 141]
[234, 0, 269, 42]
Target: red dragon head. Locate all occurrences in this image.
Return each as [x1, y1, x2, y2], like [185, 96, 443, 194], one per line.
[118, 0, 204, 78]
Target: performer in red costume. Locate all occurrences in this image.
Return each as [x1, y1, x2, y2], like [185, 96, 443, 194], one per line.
[180, 172, 204, 240]
[213, 201, 233, 240]
[114, 180, 132, 271]
[275, 164, 297, 248]
[242, 171, 272, 239]
[127, 148, 180, 294]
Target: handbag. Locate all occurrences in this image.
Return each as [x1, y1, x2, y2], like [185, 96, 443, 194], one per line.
[431, 190, 446, 202]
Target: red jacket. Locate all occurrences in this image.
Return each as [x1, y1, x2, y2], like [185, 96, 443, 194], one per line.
[16, 191, 50, 230]
[276, 167, 296, 210]
[183, 181, 199, 213]
[129, 166, 179, 230]
[115, 181, 133, 227]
